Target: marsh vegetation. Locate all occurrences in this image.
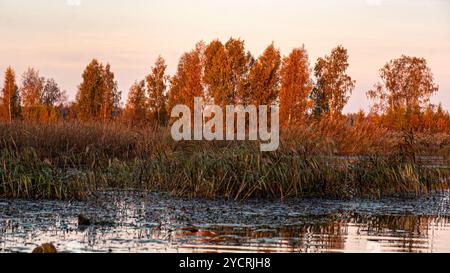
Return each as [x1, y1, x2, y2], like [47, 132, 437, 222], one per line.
[0, 122, 448, 200]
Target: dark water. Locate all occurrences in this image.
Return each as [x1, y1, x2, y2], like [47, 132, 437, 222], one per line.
[1, 191, 449, 253]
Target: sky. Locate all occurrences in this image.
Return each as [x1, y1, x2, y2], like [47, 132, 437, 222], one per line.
[0, 0, 449, 112]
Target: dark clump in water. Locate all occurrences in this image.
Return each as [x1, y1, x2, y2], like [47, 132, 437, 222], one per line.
[0, 191, 449, 253]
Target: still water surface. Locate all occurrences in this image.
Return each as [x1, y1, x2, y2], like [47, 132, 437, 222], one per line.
[1, 191, 449, 253]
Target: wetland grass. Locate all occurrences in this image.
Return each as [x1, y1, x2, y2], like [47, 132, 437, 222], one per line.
[0, 122, 449, 200]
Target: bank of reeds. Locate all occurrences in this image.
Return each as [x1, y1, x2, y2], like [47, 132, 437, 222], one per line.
[0, 122, 449, 200]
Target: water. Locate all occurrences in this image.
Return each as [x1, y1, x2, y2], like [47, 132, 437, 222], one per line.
[1, 191, 449, 253]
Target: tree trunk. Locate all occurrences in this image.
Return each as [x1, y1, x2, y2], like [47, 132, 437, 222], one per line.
[8, 97, 12, 123]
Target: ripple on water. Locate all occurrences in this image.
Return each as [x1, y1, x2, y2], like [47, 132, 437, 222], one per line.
[0, 191, 449, 253]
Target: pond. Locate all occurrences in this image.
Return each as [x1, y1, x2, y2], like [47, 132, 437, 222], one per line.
[1, 191, 449, 253]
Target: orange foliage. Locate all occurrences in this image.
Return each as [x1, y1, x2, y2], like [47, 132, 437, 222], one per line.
[1, 40, 449, 142]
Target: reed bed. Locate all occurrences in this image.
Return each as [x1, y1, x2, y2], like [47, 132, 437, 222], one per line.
[0, 122, 449, 200]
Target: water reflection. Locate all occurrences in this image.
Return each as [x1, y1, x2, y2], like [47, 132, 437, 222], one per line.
[0, 192, 449, 253]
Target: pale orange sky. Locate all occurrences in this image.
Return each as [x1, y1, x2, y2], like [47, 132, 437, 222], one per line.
[0, 0, 449, 112]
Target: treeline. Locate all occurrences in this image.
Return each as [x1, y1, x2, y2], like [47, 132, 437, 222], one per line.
[0, 68, 66, 123]
[1, 38, 449, 133]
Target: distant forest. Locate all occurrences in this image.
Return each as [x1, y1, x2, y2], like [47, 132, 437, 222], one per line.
[1, 38, 449, 133]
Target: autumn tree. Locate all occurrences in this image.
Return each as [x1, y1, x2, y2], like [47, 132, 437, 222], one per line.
[168, 42, 205, 112]
[311, 45, 355, 120]
[204, 40, 230, 106]
[236, 52, 256, 105]
[19, 67, 66, 123]
[434, 104, 450, 133]
[40, 78, 67, 123]
[76, 59, 119, 121]
[146, 56, 169, 126]
[367, 55, 439, 114]
[225, 38, 249, 105]
[76, 59, 103, 121]
[247, 43, 281, 107]
[204, 38, 249, 107]
[100, 64, 120, 121]
[1, 67, 21, 123]
[125, 80, 147, 124]
[279, 46, 313, 127]
[21, 68, 44, 121]
[420, 104, 450, 133]
[42, 78, 66, 107]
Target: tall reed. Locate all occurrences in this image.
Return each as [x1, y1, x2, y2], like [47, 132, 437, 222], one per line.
[0, 122, 448, 200]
